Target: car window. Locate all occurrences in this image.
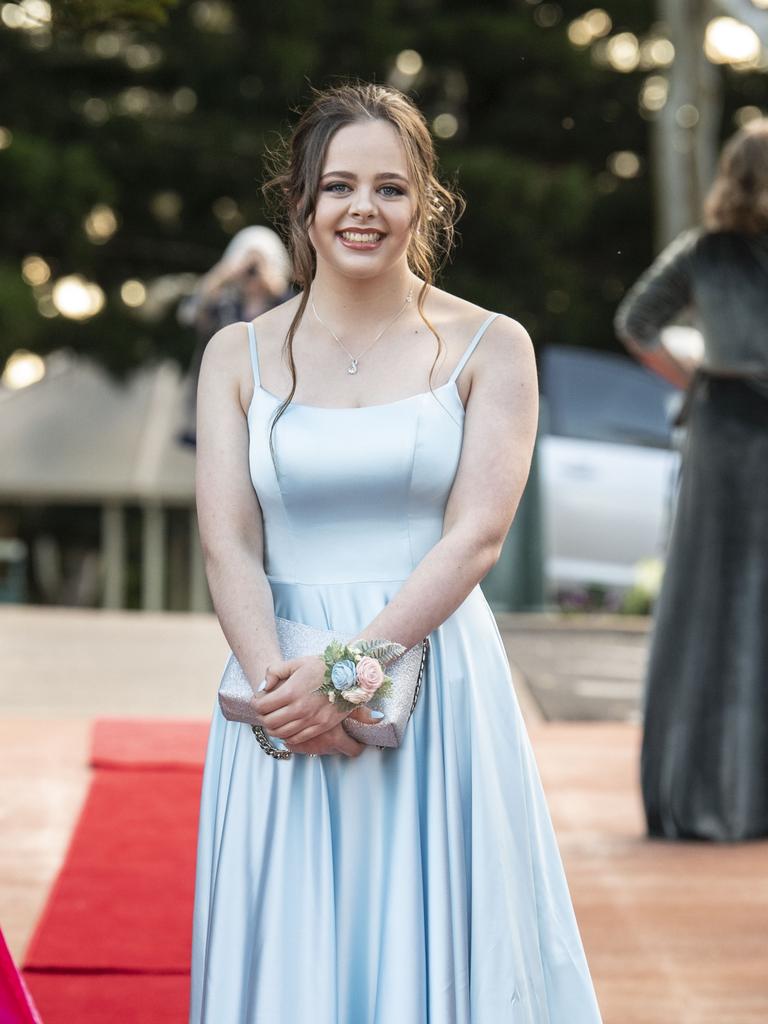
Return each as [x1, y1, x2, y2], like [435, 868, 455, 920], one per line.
[541, 346, 677, 449]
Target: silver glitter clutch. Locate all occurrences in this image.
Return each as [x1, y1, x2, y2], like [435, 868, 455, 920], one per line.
[218, 615, 430, 757]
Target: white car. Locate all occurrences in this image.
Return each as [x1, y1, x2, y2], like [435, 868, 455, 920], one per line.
[538, 345, 683, 593]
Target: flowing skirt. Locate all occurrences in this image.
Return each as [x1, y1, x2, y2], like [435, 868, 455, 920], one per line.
[189, 583, 602, 1022]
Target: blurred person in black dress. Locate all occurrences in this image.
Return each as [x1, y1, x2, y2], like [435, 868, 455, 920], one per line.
[615, 119, 768, 842]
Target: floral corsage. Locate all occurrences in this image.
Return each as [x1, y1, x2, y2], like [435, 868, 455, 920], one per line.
[319, 639, 406, 713]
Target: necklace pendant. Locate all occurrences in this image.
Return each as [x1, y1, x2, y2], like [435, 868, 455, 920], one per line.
[347, 359, 359, 375]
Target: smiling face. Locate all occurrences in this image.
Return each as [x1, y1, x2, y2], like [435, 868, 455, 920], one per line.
[308, 118, 417, 281]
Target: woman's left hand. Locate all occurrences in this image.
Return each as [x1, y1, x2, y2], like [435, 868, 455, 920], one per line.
[254, 655, 376, 745]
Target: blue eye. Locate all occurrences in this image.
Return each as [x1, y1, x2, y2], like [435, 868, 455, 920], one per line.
[321, 182, 405, 197]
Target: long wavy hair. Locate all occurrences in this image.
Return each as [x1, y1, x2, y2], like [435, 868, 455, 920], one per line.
[704, 118, 768, 235]
[262, 82, 465, 469]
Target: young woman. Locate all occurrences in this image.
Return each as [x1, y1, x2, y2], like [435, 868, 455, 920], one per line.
[190, 82, 602, 1023]
[615, 119, 768, 842]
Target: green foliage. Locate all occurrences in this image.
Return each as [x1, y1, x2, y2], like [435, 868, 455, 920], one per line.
[350, 639, 407, 663]
[323, 641, 347, 667]
[2, 0, 764, 375]
[51, 0, 178, 31]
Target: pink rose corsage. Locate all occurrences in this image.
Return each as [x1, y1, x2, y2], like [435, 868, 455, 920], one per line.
[318, 638, 405, 713]
[356, 656, 385, 695]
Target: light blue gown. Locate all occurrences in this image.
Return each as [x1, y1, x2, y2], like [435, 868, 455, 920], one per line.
[189, 314, 603, 1023]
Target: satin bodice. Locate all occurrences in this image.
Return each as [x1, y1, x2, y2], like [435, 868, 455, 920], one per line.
[246, 313, 498, 584]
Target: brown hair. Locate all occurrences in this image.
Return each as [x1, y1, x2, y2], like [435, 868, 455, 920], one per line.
[704, 118, 768, 235]
[262, 81, 465, 468]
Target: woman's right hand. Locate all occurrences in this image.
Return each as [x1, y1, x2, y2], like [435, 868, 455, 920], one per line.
[287, 722, 364, 758]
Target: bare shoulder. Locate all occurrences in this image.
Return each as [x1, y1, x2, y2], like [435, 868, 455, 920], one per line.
[466, 315, 537, 430]
[473, 313, 536, 385]
[427, 286, 536, 390]
[200, 320, 248, 370]
[198, 320, 253, 414]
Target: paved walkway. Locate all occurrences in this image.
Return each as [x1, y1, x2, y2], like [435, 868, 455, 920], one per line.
[1, 606, 766, 1022]
[496, 612, 649, 722]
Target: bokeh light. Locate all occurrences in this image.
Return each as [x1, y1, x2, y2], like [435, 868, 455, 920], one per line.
[117, 86, 154, 116]
[36, 293, 57, 318]
[0, 126, 13, 149]
[705, 17, 761, 67]
[2, 0, 51, 30]
[735, 105, 764, 127]
[21, 254, 51, 286]
[88, 30, 122, 58]
[583, 8, 611, 37]
[396, 49, 423, 76]
[606, 32, 640, 73]
[120, 280, 147, 307]
[432, 113, 459, 139]
[608, 151, 641, 179]
[124, 43, 162, 70]
[2, 350, 46, 390]
[82, 97, 109, 124]
[172, 87, 197, 114]
[51, 275, 106, 320]
[212, 196, 244, 232]
[191, 0, 235, 33]
[568, 8, 611, 47]
[675, 104, 700, 129]
[640, 76, 669, 114]
[645, 38, 674, 67]
[83, 204, 119, 244]
[534, 3, 562, 29]
[151, 191, 183, 224]
[567, 19, 592, 48]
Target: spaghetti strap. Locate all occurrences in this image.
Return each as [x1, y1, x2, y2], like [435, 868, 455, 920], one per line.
[448, 312, 500, 385]
[246, 321, 261, 387]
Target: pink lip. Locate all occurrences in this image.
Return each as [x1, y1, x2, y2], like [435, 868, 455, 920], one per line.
[336, 231, 386, 251]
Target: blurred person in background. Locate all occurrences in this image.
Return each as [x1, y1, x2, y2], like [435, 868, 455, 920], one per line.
[178, 226, 292, 445]
[615, 119, 768, 842]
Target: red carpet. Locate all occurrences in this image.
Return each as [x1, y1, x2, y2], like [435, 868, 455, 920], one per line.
[23, 974, 189, 1024]
[23, 720, 206, 1022]
[89, 719, 208, 772]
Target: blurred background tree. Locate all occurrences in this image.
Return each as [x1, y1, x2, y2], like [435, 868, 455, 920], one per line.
[1, 0, 766, 378]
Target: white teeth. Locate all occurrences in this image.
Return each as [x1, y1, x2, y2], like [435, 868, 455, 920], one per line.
[340, 231, 382, 242]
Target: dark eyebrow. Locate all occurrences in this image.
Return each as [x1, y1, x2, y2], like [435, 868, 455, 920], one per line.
[320, 171, 409, 183]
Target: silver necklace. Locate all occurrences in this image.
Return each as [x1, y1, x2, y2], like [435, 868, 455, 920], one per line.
[311, 285, 414, 375]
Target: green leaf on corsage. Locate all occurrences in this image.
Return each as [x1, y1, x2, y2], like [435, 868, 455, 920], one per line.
[356, 640, 407, 665]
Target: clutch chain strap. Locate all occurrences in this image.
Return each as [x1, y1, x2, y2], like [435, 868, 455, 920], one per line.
[251, 724, 293, 760]
[408, 636, 430, 719]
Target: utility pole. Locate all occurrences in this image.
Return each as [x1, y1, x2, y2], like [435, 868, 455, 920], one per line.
[654, 0, 721, 246]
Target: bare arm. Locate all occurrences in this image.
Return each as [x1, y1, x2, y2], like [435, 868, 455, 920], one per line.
[195, 323, 283, 688]
[621, 338, 695, 390]
[347, 314, 539, 650]
[197, 323, 364, 757]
